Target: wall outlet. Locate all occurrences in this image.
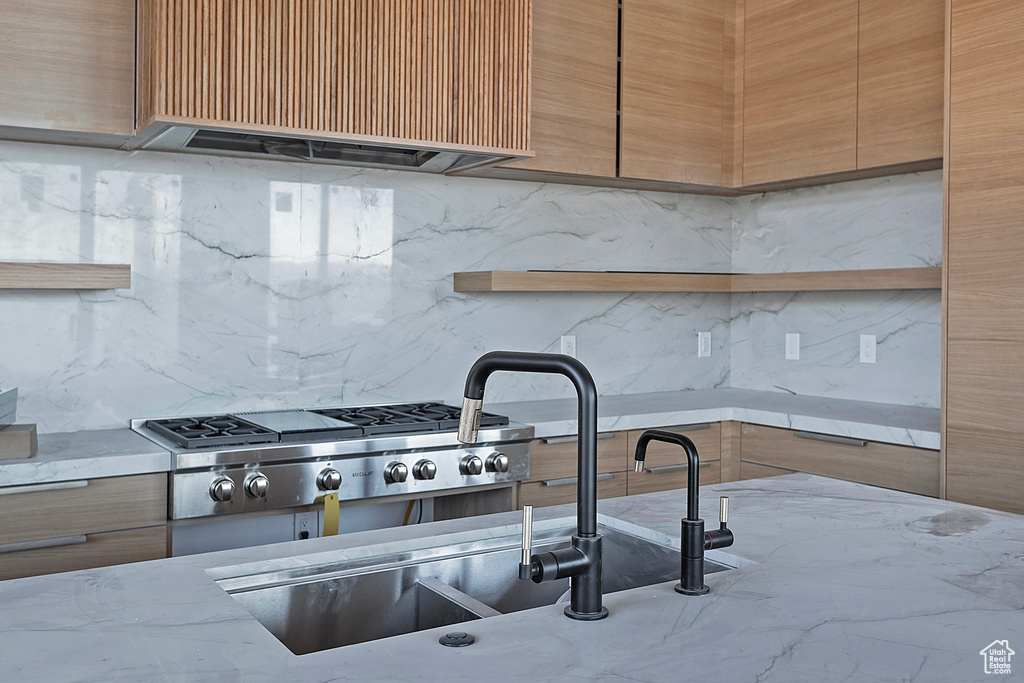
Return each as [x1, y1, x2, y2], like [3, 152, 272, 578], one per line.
[560, 335, 577, 358]
[294, 511, 319, 540]
[860, 334, 877, 364]
[785, 333, 800, 360]
[698, 332, 712, 358]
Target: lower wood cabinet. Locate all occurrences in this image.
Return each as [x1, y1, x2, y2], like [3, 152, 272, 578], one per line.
[519, 472, 628, 509]
[0, 473, 169, 580]
[739, 423, 940, 497]
[526, 432, 628, 481]
[739, 461, 795, 480]
[626, 461, 721, 496]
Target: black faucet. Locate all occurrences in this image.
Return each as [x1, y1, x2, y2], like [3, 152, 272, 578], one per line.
[457, 351, 608, 621]
[633, 429, 734, 595]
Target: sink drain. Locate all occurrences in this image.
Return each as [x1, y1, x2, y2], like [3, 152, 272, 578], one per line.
[439, 632, 475, 647]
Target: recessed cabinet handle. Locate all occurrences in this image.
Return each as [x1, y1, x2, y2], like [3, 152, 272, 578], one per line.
[643, 463, 711, 475]
[0, 480, 88, 496]
[543, 473, 615, 487]
[793, 431, 869, 447]
[543, 432, 615, 445]
[0, 535, 87, 555]
[663, 423, 711, 433]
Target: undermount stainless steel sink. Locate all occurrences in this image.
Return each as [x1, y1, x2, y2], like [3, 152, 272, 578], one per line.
[211, 516, 735, 655]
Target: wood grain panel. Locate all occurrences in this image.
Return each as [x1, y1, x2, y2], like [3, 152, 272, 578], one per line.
[503, 0, 617, 176]
[740, 424, 940, 496]
[453, 268, 941, 293]
[0, 263, 131, 290]
[527, 433, 628, 482]
[0, 474, 167, 546]
[627, 462, 722, 497]
[518, 472, 627, 509]
[620, 0, 726, 185]
[739, 461, 795, 480]
[720, 420, 742, 482]
[723, 0, 745, 187]
[626, 423, 722, 469]
[857, 0, 945, 169]
[138, 0, 531, 152]
[743, 0, 859, 185]
[0, 526, 167, 582]
[944, 0, 1024, 513]
[0, 0, 135, 137]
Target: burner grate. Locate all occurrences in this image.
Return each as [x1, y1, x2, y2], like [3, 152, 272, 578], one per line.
[146, 415, 279, 449]
[312, 401, 507, 436]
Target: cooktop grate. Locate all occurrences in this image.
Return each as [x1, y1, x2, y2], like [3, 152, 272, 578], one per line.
[312, 401, 508, 436]
[145, 415, 279, 449]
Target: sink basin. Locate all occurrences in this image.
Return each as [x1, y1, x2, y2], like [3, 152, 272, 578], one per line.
[212, 516, 735, 655]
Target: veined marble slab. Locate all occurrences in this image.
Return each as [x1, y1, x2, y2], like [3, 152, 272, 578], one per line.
[0, 428, 169, 487]
[0, 475, 1020, 682]
[491, 387, 941, 449]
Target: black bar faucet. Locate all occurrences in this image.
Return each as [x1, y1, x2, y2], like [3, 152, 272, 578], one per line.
[633, 429, 734, 595]
[457, 351, 608, 621]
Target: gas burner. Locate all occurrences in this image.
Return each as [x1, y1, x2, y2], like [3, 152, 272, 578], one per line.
[312, 401, 508, 436]
[145, 415, 278, 449]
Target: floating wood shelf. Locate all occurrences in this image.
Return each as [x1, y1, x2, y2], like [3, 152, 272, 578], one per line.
[453, 267, 942, 293]
[0, 263, 132, 290]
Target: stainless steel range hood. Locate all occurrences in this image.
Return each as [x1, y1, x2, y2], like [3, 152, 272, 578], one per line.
[129, 123, 526, 174]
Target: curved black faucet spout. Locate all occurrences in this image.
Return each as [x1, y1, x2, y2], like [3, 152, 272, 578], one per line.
[633, 429, 701, 521]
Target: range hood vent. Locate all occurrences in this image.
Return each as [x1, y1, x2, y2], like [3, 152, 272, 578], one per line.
[133, 125, 516, 174]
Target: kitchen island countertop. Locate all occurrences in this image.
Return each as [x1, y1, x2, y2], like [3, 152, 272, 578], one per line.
[0, 473, 1020, 682]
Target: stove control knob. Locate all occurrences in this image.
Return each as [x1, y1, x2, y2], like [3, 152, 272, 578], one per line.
[486, 452, 510, 473]
[244, 473, 270, 498]
[209, 477, 235, 502]
[384, 462, 409, 484]
[413, 459, 437, 480]
[460, 455, 483, 476]
[317, 468, 342, 491]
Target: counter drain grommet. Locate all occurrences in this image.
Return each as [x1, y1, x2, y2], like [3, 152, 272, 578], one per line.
[439, 632, 475, 647]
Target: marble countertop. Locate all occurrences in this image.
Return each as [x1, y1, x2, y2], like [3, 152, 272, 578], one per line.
[492, 387, 941, 449]
[0, 473, 1020, 682]
[0, 428, 170, 487]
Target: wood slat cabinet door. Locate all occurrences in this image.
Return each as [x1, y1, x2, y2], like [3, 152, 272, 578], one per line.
[620, 0, 727, 186]
[137, 0, 531, 155]
[0, 526, 168, 582]
[740, 424, 940, 496]
[518, 471, 628, 509]
[742, 0, 858, 185]
[0, 0, 135, 140]
[945, 0, 1024, 515]
[504, 0, 618, 176]
[857, 0, 944, 169]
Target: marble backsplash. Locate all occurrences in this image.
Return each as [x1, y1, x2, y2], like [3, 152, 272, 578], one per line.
[0, 140, 941, 433]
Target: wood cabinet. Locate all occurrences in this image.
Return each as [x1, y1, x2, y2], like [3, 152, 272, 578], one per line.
[519, 472, 628, 509]
[0, 0, 135, 142]
[857, 0, 945, 169]
[944, 0, 1024, 515]
[0, 474, 168, 580]
[526, 432, 628, 482]
[742, 0, 859, 186]
[739, 424, 940, 496]
[620, 0, 727, 185]
[502, 0, 618, 176]
[137, 0, 531, 155]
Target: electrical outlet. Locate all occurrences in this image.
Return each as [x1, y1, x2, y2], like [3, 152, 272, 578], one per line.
[294, 511, 318, 540]
[560, 335, 577, 358]
[698, 332, 712, 358]
[860, 334, 877, 364]
[785, 333, 800, 360]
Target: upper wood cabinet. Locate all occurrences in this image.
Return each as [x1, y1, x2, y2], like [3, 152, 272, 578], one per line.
[620, 0, 727, 186]
[502, 0, 618, 176]
[0, 0, 135, 141]
[742, 0, 860, 186]
[136, 0, 531, 155]
[857, 0, 944, 169]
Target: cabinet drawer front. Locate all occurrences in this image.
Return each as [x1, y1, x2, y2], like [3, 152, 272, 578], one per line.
[0, 525, 167, 582]
[518, 472, 627, 509]
[740, 424, 939, 496]
[626, 461, 721, 497]
[0, 474, 167, 545]
[626, 423, 722, 469]
[739, 461, 795, 480]
[528, 432, 627, 481]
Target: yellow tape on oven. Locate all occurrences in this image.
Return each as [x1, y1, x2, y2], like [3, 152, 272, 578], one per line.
[322, 491, 339, 537]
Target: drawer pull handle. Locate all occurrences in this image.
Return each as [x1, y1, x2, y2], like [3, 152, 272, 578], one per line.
[794, 431, 868, 447]
[0, 480, 88, 496]
[0, 535, 87, 555]
[543, 473, 615, 487]
[543, 433, 615, 445]
[664, 423, 711, 433]
[643, 463, 711, 475]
